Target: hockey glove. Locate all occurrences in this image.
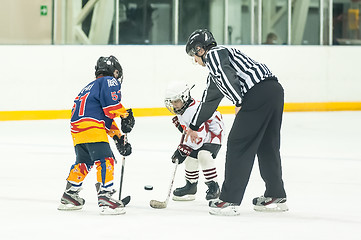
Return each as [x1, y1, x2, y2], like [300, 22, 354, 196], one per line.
[121, 109, 135, 133]
[113, 135, 132, 156]
[172, 116, 183, 133]
[171, 144, 192, 164]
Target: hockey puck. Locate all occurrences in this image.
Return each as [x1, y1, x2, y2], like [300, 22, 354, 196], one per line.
[144, 185, 153, 190]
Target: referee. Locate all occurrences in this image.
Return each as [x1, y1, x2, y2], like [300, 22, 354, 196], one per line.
[185, 29, 288, 216]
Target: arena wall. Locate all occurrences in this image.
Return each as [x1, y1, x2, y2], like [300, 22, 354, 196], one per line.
[0, 45, 360, 120]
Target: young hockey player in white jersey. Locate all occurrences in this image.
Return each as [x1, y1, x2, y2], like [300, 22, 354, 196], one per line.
[165, 81, 224, 201]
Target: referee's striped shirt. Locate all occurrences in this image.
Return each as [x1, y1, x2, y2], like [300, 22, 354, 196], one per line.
[190, 46, 277, 131]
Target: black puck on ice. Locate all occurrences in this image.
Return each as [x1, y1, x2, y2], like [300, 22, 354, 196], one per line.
[144, 185, 153, 190]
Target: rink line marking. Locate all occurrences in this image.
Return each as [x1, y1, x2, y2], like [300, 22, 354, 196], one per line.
[1, 102, 361, 121]
[284, 102, 361, 112]
[0, 110, 72, 121]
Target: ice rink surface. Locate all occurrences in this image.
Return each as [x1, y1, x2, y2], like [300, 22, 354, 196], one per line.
[0, 111, 360, 240]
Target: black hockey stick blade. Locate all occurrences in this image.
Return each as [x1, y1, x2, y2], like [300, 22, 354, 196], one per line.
[121, 195, 131, 206]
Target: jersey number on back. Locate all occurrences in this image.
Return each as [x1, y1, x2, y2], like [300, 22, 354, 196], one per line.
[71, 92, 90, 118]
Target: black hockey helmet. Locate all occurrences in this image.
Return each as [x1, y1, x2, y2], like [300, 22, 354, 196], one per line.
[95, 55, 123, 80]
[185, 29, 217, 57]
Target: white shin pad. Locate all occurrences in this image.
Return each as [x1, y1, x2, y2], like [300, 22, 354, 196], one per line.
[198, 150, 218, 182]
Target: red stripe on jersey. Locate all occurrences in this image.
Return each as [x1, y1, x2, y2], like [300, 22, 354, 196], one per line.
[103, 102, 125, 119]
[71, 118, 106, 133]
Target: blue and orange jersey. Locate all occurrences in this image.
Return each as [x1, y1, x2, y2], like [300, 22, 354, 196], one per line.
[70, 76, 128, 146]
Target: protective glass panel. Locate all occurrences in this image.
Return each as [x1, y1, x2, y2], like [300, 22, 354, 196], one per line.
[228, 0, 252, 45]
[333, 0, 361, 45]
[291, 0, 320, 45]
[262, 0, 289, 45]
[179, 0, 224, 45]
[114, 0, 173, 44]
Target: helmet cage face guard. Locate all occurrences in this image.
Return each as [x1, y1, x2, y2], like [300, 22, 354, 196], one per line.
[164, 89, 190, 115]
[164, 99, 178, 115]
[107, 56, 123, 81]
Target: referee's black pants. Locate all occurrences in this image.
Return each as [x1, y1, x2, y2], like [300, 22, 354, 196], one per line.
[220, 80, 286, 205]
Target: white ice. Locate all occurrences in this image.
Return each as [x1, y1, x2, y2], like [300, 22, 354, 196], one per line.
[0, 112, 361, 240]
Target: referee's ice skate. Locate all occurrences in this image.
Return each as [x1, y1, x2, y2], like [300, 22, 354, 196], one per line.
[252, 196, 289, 212]
[208, 199, 240, 216]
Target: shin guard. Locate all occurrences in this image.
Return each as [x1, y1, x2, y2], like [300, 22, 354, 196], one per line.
[184, 156, 199, 183]
[95, 157, 115, 189]
[66, 163, 92, 186]
[198, 150, 218, 182]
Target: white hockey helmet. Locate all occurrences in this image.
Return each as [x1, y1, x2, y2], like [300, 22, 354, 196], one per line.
[164, 81, 192, 115]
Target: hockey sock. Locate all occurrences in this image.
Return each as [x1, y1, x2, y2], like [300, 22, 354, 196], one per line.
[95, 157, 115, 189]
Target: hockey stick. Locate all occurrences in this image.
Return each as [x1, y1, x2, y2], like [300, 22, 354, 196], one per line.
[149, 160, 178, 209]
[114, 133, 131, 206]
[119, 155, 131, 206]
[149, 132, 185, 209]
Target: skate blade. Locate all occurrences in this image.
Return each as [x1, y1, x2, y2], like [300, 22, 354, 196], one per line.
[172, 194, 196, 201]
[209, 206, 240, 216]
[100, 206, 126, 215]
[254, 203, 289, 212]
[57, 203, 83, 211]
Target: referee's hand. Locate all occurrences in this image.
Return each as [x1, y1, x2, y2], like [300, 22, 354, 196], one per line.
[185, 128, 199, 144]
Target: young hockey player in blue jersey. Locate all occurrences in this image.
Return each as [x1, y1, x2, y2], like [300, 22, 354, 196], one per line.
[58, 55, 135, 215]
[165, 81, 224, 201]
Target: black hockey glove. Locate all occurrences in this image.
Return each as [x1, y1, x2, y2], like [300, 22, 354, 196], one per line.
[121, 109, 135, 133]
[172, 116, 183, 133]
[113, 135, 132, 156]
[171, 144, 192, 164]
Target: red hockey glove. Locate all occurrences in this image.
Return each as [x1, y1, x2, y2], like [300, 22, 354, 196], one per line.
[171, 144, 192, 164]
[172, 116, 183, 133]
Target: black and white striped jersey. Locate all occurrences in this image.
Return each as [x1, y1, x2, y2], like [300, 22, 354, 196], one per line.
[190, 46, 277, 131]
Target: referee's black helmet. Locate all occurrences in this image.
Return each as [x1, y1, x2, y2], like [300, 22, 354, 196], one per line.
[185, 29, 217, 57]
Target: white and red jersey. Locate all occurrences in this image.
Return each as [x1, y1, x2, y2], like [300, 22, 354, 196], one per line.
[177, 98, 224, 150]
